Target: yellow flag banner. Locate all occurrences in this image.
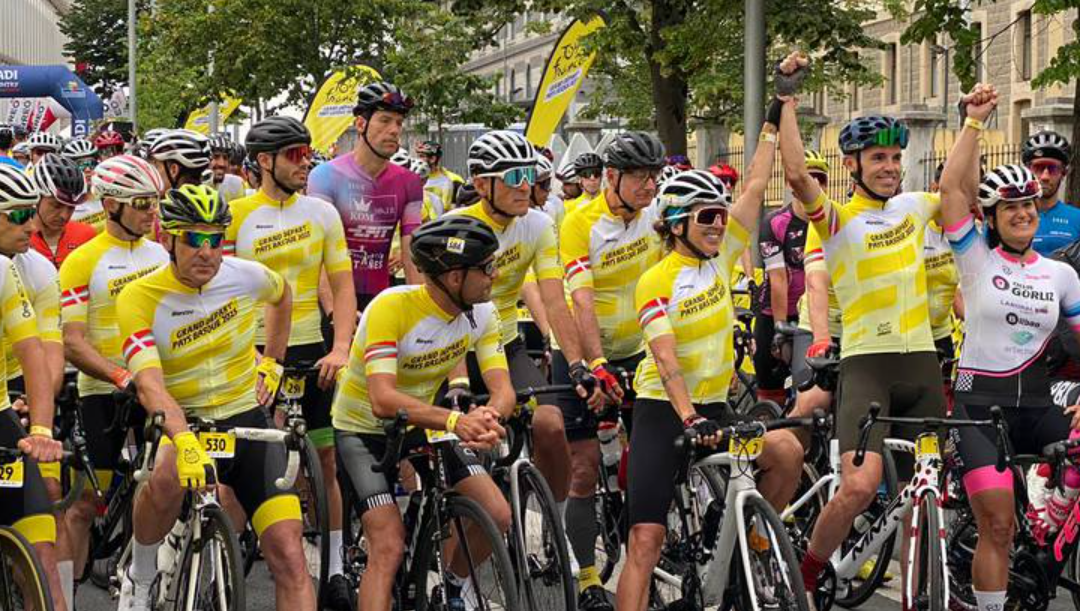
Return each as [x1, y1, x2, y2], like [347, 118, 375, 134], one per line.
[304, 66, 382, 154]
[524, 15, 606, 148]
[183, 96, 243, 135]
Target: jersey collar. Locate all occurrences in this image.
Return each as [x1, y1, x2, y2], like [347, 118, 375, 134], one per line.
[419, 284, 457, 322]
[474, 201, 512, 232]
[101, 229, 146, 249]
[847, 190, 887, 212]
[251, 189, 299, 208]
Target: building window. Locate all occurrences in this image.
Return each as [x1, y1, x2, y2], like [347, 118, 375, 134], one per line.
[884, 43, 898, 105]
[526, 64, 532, 98]
[510, 69, 517, 100]
[928, 42, 940, 98]
[848, 82, 859, 113]
[1019, 10, 1033, 81]
[971, 21, 984, 83]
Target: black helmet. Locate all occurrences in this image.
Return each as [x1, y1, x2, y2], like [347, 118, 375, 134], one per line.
[573, 152, 603, 173]
[1022, 130, 1071, 166]
[353, 82, 414, 117]
[455, 183, 481, 208]
[229, 142, 247, 166]
[245, 116, 311, 156]
[838, 115, 909, 155]
[409, 216, 499, 276]
[604, 132, 665, 170]
[416, 141, 442, 157]
[33, 153, 87, 206]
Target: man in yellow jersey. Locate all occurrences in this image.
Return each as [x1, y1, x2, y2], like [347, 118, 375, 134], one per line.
[117, 185, 312, 611]
[59, 155, 170, 586]
[0, 164, 67, 610]
[229, 115, 357, 607]
[558, 131, 666, 610]
[62, 138, 108, 234]
[775, 59, 948, 609]
[564, 152, 603, 215]
[333, 216, 515, 611]
[415, 140, 465, 209]
[925, 162, 963, 378]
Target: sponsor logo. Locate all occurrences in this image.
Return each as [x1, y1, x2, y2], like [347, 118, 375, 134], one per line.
[1010, 330, 1035, 345]
[171, 309, 194, 317]
[992, 276, 1009, 290]
[1005, 312, 1041, 328]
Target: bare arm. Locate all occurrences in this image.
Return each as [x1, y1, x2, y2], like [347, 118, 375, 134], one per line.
[648, 334, 695, 420]
[540, 277, 584, 362]
[43, 342, 64, 395]
[728, 122, 779, 232]
[261, 282, 292, 362]
[521, 281, 552, 338]
[778, 98, 823, 212]
[767, 269, 790, 325]
[806, 269, 832, 344]
[570, 287, 606, 363]
[133, 367, 191, 439]
[938, 117, 983, 230]
[64, 322, 125, 385]
[15, 337, 55, 431]
[401, 235, 421, 285]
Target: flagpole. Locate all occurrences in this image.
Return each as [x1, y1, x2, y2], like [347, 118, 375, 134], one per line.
[128, 0, 137, 131]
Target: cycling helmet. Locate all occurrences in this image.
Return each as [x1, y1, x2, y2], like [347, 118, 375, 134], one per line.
[1022, 130, 1072, 166]
[92, 154, 164, 199]
[208, 134, 232, 154]
[604, 132, 665, 170]
[804, 149, 830, 173]
[229, 142, 246, 166]
[655, 169, 731, 224]
[354, 81, 414, 117]
[11, 142, 29, 157]
[572, 152, 603, 174]
[708, 162, 740, 187]
[665, 154, 693, 171]
[149, 129, 212, 169]
[0, 164, 40, 209]
[978, 164, 1040, 209]
[410, 216, 500, 276]
[405, 157, 430, 180]
[94, 130, 125, 151]
[33, 154, 87, 206]
[245, 116, 312, 155]
[467, 130, 537, 175]
[12, 126, 26, 140]
[27, 132, 62, 153]
[389, 149, 412, 166]
[657, 165, 680, 188]
[160, 184, 232, 230]
[61, 138, 97, 161]
[456, 183, 481, 208]
[555, 161, 579, 184]
[536, 155, 553, 180]
[141, 128, 169, 146]
[838, 116, 908, 155]
[416, 141, 442, 157]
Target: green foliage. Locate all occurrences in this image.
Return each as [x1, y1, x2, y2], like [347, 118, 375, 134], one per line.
[59, 0, 150, 97]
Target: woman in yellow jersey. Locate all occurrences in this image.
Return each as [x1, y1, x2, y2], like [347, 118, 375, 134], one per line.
[614, 160, 805, 609]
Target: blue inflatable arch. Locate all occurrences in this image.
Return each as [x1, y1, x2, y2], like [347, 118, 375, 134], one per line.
[0, 65, 105, 138]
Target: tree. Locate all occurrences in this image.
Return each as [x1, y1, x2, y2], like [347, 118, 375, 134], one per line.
[59, 0, 150, 97]
[902, 0, 1080, 205]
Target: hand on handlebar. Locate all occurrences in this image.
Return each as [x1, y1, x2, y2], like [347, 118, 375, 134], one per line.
[806, 339, 835, 359]
[684, 415, 723, 449]
[19, 434, 63, 463]
[591, 359, 625, 406]
[173, 432, 215, 490]
[568, 362, 604, 411]
[255, 357, 284, 407]
[315, 348, 349, 390]
[453, 409, 505, 451]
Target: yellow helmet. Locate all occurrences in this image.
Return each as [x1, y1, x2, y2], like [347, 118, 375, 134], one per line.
[160, 184, 231, 230]
[804, 149, 830, 173]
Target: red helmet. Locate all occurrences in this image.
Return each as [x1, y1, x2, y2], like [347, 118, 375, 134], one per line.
[94, 130, 125, 150]
[709, 162, 739, 188]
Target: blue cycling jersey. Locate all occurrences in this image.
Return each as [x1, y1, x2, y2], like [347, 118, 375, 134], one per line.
[1034, 201, 1080, 256]
[0, 156, 24, 171]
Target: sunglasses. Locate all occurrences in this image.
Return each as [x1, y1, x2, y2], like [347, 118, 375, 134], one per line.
[382, 92, 415, 110]
[873, 124, 909, 149]
[119, 195, 160, 211]
[479, 166, 538, 188]
[76, 159, 97, 172]
[536, 178, 552, 191]
[170, 230, 225, 249]
[997, 179, 1041, 201]
[623, 168, 661, 183]
[1030, 161, 1065, 177]
[470, 260, 497, 277]
[692, 206, 729, 227]
[281, 145, 313, 165]
[810, 171, 829, 187]
[578, 168, 602, 179]
[0, 208, 35, 225]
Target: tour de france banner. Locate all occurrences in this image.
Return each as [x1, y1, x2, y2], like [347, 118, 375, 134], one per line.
[183, 96, 243, 134]
[524, 14, 606, 148]
[304, 65, 382, 154]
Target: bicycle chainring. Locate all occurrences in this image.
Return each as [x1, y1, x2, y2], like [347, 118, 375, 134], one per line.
[1006, 550, 1050, 611]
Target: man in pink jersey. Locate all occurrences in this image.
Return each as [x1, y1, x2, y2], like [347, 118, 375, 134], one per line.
[308, 82, 424, 310]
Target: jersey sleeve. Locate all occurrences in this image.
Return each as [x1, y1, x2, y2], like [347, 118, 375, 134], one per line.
[400, 176, 425, 236]
[1, 260, 37, 346]
[33, 269, 61, 344]
[361, 295, 403, 378]
[250, 261, 287, 304]
[530, 215, 562, 282]
[943, 214, 990, 277]
[721, 217, 751, 277]
[1059, 265, 1080, 333]
[804, 191, 844, 241]
[635, 268, 674, 343]
[560, 211, 593, 292]
[758, 214, 785, 272]
[57, 251, 91, 325]
[223, 201, 241, 256]
[474, 307, 508, 374]
[305, 164, 335, 204]
[116, 283, 162, 374]
[319, 202, 353, 275]
[803, 224, 826, 273]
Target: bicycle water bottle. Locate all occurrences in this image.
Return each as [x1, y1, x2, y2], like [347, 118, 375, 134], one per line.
[1044, 467, 1080, 534]
[598, 421, 621, 491]
[157, 520, 186, 575]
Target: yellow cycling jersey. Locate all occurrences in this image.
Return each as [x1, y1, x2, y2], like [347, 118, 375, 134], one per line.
[924, 221, 959, 341]
[799, 223, 843, 338]
[225, 190, 351, 346]
[59, 232, 168, 397]
[331, 284, 507, 435]
[5, 251, 60, 381]
[564, 192, 597, 216]
[72, 200, 107, 234]
[560, 193, 662, 360]
[0, 255, 39, 412]
[803, 190, 939, 358]
[446, 202, 562, 345]
[425, 168, 464, 210]
[117, 258, 286, 420]
[634, 219, 749, 404]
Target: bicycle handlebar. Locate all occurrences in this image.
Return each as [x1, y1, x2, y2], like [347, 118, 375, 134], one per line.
[673, 410, 830, 453]
[372, 410, 410, 475]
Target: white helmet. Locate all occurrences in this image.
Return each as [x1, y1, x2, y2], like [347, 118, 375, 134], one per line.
[61, 138, 97, 161]
[0, 164, 40, 210]
[149, 129, 212, 169]
[657, 165, 680, 188]
[405, 157, 430, 180]
[140, 128, 170, 148]
[389, 149, 412, 166]
[467, 130, 537, 175]
[27, 132, 62, 153]
[555, 160, 579, 184]
[978, 164, 1040, 209]
[11, 142, 30, 157]
[536, 154, 553, 179]
[655, 169, 731, 223]
[92, 154, 165, 199]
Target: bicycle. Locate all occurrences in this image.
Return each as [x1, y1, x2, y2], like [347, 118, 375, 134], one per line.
[0, 446, 55, 611]
[339, 410, 522, 611]
[648, 415, 825, 611]
[119, 410, 306, 611]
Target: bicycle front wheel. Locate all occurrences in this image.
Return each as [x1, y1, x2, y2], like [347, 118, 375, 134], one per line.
[911, 491, 946, 611]
[174, 506, 246, 611]
[735, 494, 810, 611]
[0, 526, 52, 611]
[513, 464, 574, 611]
[298, 436, 331, 607]
[836, 448, 899, 608]
[411, 493, 520, 611]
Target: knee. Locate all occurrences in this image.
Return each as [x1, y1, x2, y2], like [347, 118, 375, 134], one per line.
[261, 526, 310, 587]
[627, 526, 664, 565]
[533, 405, 566, 440]
[69, 496, 97, 524]
[837, 477, 879, 515]
[364, 510, 405, 571]
[977, 512, 1016, 550]
[318, 447, 336, 470]
[145, 475, 184, 513]
[484, 496, 512, 534]
[762, 432, 803, 471]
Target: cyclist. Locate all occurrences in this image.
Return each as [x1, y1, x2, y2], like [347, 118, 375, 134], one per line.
[94, 130, 125, 161]
[62, 138, 108, 233]
[230, 115, 357, 606]
[136, 128, 169, 159]
[664, 153, 692, 171]
[0, 164, 69, 611]
[307, 81, 424, 309]
[332, 215, 513, 611]
[556, 160, 583, 201]
[0, 124, 23, 169]
[30, 154, 96, 267]
[615, 150, 804, 611]
[59, 155, 169, 585]
[941, 83, 1080, 611]
[1022, 130, 1080, 255]
[775, 61, 949, 609]
[244, 156, 262, 193]
[708, 161, 740, 191]
[415, 140, 464, 207]
[533, 154, 563, 230]
[558, 130, 667, 611]
[924, 162, 962, 382]
[148, 129, 212, 191]
[12, 142, 31, 167]
[565, 152, 603, 214]
[116, 185, 313, 611]
[27, 132, 62, 165]
[208, 134, 247, 203]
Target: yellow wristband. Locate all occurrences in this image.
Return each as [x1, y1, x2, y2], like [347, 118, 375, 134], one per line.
[445, 411, 461, 433]
[448, 377, 470, 390]
[29, 426, 52, 438]
[589, 357, 608, 370]
[964, 117, 984, 131]
[760, 131, 778, 143]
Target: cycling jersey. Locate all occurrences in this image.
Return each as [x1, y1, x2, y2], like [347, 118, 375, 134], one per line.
[564, 192, 597, 216]
[420, 191, 446, 222]
[4, 250, 60, 381]
[560, 193, 662, 360]
[212, 174, 247, 204]
[1033, 200, 1080, 256]
[117, 258, 286, 420]
[946, 214, 1080, 408]
[541, 194, 565, 239]
[447, 202, 562, 345]
[924, 221, 959, 341]
[307, 154, 424, 298]
[803, 190, 939, 358]
[331, 284, 507, 435]
[0, 156, 24, 170]
[424, 168, 464, 210]
[58, 232, 168, 397]
[758, 204, 807, 318]
[799, 223, 842, 338]
[0, 256, 38, 412]
[72, 200, 107, 234]
[31, 221, 96, 267]
[225, 190, 351, 345]
[634, 218, 748, 403]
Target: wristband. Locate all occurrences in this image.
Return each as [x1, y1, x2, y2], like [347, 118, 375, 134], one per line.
[964, 117, 984, 131]
[29, 425, 52, 438]
[109, 368, 132, 390]
[445, 411, 461, 433]
[760, 131, 778, 144]
[765, 97, 784, 128]
[589, 357, 608, 370]
[448, 377, 470, 390]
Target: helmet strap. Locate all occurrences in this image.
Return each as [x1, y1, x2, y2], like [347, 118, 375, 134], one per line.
[612, 173, 637, 215]
[360, 115, 393, 161]
[674, 221, 716, 261]
[431, 273, 476, 324]
[108, 202, 142, 240]
[486, 177, 514, 219]
[853, 153, 892, 203]
[268, 155, 297, 196]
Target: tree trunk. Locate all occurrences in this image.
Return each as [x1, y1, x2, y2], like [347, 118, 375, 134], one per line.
[1071, 85, 1080, 206]
[648, 0, 688, 156]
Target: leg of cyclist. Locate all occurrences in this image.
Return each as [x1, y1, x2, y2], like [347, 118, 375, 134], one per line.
[753, 313, 789, 405]
[531, 404, 571, 501]
[125, 442, 185, 606]
[445, 461, 512, 578]
[756, 429, 804, 510]
[40, 467, 73, 610]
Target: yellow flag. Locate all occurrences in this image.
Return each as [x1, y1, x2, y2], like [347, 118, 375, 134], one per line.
[183, 96, 242, 135]
[524, 15, 606, 148]
[304, 66, 382, 154]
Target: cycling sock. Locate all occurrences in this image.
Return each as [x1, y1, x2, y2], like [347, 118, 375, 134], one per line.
[800, 549, 827, 592]
[131, 539, 160, 584]
[328, 529, 343, 576]
[578, 565, 602, 591]
[566, 495, 598, 568]
[972, 589, 1005, 611]
[57, 559, 73, 611]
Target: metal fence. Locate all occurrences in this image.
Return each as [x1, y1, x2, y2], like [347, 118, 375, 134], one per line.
[920, 143, 1022, 187]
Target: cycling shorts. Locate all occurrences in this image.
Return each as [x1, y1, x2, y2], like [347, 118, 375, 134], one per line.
[261, 342, 334, 449]
[753, 314, 798, 391]
[335, 428, 486, 518]
[626, 399, 735, 527]
[81, 393, 145, 492]
[553, 349, 643, 442]
[466, 337, 555, 406]
[0, 409, 56, 545]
